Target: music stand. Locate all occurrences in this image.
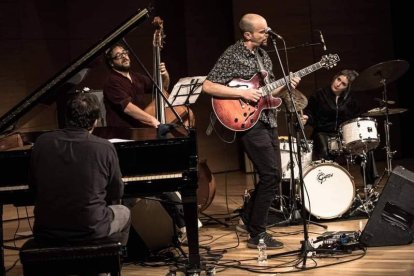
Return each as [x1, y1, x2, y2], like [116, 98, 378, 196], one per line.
[168, 76, 205, 121]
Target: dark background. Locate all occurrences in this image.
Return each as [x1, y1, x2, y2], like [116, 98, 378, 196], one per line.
[0, 0, 412, 172]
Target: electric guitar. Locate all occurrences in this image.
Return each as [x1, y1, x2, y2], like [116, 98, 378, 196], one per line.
[211, 54, 340, 131]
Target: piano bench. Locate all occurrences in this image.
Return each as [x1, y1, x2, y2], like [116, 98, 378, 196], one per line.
[19, 238, 122, 276]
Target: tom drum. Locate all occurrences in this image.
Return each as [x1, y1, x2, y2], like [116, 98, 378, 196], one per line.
[340, 117, 380, 155]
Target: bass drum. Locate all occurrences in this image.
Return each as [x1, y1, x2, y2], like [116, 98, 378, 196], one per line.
[301, 161, 355, 219]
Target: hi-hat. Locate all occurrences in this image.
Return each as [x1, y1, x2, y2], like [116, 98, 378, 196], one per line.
[280, 89, 308, 112]
[362, 107, 408, 117]
[352, 60, 409, 91]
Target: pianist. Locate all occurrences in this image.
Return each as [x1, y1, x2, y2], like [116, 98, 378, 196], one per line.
[29, 93, 131, 246]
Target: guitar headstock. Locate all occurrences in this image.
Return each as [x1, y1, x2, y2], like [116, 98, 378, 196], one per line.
[320, 54, 340, 69]
[152, 16, 165, 48]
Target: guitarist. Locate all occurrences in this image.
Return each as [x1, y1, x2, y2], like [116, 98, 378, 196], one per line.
[203, 13, 301, 249]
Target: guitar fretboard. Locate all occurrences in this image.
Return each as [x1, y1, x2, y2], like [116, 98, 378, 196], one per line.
[260, 54, 339, 95]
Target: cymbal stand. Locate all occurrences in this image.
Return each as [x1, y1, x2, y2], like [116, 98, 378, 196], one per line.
[379, 77, 395, 176]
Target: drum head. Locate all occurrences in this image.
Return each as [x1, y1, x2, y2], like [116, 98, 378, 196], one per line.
[302, 162, 355, 219]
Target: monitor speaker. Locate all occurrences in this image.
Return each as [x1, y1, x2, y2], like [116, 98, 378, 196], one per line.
[126, 198, 174, 260]
[360, 166, 414, 247]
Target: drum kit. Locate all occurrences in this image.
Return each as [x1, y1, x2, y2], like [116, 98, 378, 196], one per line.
[277, 60, 409, 220]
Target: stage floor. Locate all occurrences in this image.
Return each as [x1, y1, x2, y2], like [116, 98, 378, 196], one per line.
[3, 158, 414, 275]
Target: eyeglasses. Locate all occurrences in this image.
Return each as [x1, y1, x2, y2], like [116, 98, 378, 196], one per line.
[112, 50, 129, 60]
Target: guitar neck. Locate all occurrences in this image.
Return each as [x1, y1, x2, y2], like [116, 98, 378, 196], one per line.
[262, 61, 324, 94]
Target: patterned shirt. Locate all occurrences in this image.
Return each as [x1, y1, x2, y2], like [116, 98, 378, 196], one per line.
[206, 39, 278, 127]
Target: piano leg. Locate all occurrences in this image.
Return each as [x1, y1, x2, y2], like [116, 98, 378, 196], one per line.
[0, 204, 5, 276]
[180, 188, 201, 272]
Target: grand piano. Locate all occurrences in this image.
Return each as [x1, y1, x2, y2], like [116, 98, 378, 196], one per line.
[0, 8, 201, 275]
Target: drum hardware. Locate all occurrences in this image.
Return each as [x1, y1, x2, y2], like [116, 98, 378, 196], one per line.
[353, 59, 409, 176]
[347, 151, 379, 217]
[327, 135, 343, 156]
[277, 92, 327, 230]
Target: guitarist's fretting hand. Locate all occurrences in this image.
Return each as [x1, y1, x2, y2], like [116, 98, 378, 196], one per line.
[274, 75, 301, 96]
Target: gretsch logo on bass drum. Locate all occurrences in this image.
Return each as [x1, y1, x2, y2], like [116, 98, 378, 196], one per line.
[316, 170, 333, 184]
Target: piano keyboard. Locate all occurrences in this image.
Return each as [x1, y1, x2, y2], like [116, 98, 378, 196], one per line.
[122, 172, 183, 184]
[0, 184, 29, 192]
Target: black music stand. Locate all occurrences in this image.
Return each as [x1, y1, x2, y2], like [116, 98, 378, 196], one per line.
[168, 76, 205, 123]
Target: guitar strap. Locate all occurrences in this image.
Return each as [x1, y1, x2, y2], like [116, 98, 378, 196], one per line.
[255, 50, 270, 84]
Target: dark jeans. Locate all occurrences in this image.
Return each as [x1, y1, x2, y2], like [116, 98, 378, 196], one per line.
[240, 121, 282, 237]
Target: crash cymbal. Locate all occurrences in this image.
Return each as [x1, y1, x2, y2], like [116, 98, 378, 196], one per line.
[362, 107, 408, 117]
[352, 60, 409, 91]
[280, 89, 308, 112]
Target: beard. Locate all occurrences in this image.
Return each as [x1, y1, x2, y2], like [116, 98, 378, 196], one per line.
[112, 61, 130, 72]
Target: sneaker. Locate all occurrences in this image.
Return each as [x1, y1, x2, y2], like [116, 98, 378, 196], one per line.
[247, 232, 284, 249]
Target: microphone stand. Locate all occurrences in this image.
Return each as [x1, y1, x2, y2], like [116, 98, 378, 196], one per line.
[267, 35, 326, 268]
[121, 38, 190, 134]
[267, 42, 322, 53]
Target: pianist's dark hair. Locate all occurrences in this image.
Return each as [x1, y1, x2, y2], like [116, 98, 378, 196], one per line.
[104, 42, 127, 69]
[65, 93, 101, 130]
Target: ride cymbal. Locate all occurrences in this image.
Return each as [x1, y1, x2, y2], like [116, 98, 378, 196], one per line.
[362, 107, 408, 116]
[352, 60, 409, 91]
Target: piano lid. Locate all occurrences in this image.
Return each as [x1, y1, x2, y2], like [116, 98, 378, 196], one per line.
[0, 8, 150, 134]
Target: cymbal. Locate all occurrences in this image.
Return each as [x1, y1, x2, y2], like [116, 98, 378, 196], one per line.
[352, 60, 409, 91]
[374, 97, 395, 105]
[362, 107, 408, 117]
[280, 89, 308, 112]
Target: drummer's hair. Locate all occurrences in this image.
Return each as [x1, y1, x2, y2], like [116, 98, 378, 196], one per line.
[333, 69, 359, 100]
[340, 69, 359, 84]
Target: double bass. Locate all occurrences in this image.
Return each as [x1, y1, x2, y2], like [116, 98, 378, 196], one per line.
[148, 17, 216, 212]
[145, 16, 195, 127]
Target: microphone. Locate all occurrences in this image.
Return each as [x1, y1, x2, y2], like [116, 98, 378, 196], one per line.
[265, 27, 283, 40]
[318, 30, 327, 51]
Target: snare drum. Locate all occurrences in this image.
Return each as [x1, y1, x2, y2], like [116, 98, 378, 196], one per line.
[301, 160, 355, 219]
[279, 138, 313, 180]
[340, 117, 380, 154]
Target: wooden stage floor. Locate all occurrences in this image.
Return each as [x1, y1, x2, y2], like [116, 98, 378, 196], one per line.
[3, 158, 414, 275]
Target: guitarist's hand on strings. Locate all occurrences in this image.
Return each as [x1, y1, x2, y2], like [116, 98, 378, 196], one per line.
[241, 88, 262, 103]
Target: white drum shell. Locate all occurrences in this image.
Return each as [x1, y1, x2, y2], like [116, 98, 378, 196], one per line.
[280, 139, 312, 180]
[340, 117, 379, 154]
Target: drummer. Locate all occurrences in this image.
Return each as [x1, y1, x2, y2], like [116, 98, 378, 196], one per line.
[301, 69, 379, 188]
